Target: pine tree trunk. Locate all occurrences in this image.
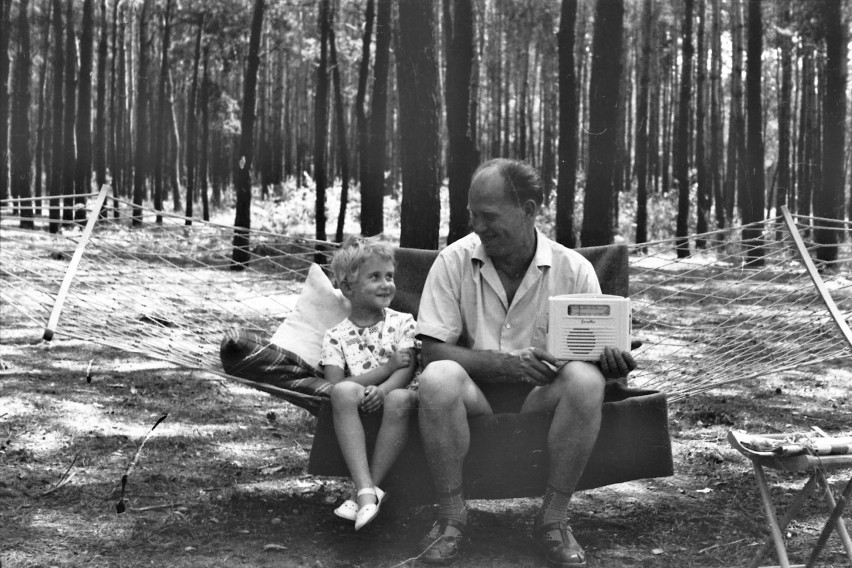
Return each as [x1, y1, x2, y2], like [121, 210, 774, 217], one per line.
[62, 0, 77, 225]
[397, 0, 441, 249]
[355, 0, 373, 206]
[445, 0, 475, 244]
[48, 0, 64, 232]
[555, 0, 577, 247]
[815, 0, 845, 263]
[0, 0, 10, 203]
[108, 0, 119, 216]
[674, 0, 693, 257]
[725, 0, 744, 224]
[34, 0, 52, 212]
[361, 0, 390, 237]
[185, 13, 203, 225]
[329, 8, 349, 243]
[710, 0, 725, 229]
[153, 0, 173, 223]
[695, 0, 709, 246]
[742, 0, 764, 265]
[75, 0, 94, 223]
[634, 0, 652, 247]
[10, 0, 33, 228]
[132, 0, 152, 226]
[114, 5, 126, 205]
[167, 70, 181, 211]
[540, 9, 556, 206]
[313, 0, 329, 242]
[775, 0, 792, 218]
[581, 0, 623, 247]
[94, 0, 107, 192]
[200, 44, 210, 221]
[231, 0, 265, 268]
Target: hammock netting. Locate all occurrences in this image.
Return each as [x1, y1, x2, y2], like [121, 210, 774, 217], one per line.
[2, 191, 850, 405]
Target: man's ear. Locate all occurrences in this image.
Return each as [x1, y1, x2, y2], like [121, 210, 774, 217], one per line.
[522, 199, 538, 219]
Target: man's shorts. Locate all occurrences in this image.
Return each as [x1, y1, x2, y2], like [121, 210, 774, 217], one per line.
[478, 382, 535, 413]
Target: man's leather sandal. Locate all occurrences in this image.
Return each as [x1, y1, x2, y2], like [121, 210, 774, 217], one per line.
[533, 520, 587, 567]
[418, 518, 467, 565]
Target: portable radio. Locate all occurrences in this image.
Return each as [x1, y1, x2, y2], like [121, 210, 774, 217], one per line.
[546, 294, 631, 361]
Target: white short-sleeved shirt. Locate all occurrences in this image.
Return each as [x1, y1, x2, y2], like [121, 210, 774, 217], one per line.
[416, 229, 600, 353]
[320, 308, 416, 378]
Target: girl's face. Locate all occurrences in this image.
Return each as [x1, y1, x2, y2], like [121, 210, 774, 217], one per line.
[345, 256, 396, 313]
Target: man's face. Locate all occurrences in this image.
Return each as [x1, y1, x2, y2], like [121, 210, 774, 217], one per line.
[467, 169, 530, 260]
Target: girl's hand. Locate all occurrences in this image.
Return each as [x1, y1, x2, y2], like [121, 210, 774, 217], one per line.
[387, 348, 413, 371]
[360, 385, 385, 413]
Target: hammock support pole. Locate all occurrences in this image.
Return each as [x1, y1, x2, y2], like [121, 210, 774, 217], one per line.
[43, 184, 112, 342]
[780, 205, 852, 352]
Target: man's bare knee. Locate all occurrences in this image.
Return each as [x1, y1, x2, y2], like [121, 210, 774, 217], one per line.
[418, 360, 467, 404]
[555, 362, 606, 407]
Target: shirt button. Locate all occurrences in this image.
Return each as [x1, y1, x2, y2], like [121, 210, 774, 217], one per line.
[506, 323, 511, 329]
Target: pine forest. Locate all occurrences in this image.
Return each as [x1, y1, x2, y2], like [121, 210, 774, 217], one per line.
[0, 0, 849, 258]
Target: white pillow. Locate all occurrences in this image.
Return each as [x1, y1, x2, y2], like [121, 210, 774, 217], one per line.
[269, 263, 350, 372]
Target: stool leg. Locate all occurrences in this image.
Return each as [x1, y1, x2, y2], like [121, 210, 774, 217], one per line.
[752, 462, 794, 568]
[747, 474, 818, 568]
[814, 470, 852, 563]
[805, 474, 852, 568]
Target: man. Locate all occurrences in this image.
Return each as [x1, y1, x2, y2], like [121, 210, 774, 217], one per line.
[414, 158, 636, 567]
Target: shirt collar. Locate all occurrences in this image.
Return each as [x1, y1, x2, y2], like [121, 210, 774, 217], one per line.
[472, 228, 552, 270]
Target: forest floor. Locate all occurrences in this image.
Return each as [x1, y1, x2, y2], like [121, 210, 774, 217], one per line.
[2, 302, 852, 568]
[2, 196, 852, 568]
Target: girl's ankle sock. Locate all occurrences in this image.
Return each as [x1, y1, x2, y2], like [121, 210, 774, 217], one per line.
[538, 484, 572, 527]
[437, 485, 467, 526]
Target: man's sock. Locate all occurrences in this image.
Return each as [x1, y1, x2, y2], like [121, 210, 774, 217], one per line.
[436, 485, 467, 527]
[538, 484, 572, 528]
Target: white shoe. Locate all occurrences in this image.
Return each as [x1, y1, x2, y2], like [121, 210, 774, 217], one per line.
[333, 499, 358, 521]
[335, 487, 385, 523]
[354, 486, 385, 531]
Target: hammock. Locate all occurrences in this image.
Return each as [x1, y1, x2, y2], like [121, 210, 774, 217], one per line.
[2, 188, 851, 408]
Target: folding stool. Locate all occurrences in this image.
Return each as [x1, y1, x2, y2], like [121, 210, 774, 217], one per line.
[728, 429, 852, 568]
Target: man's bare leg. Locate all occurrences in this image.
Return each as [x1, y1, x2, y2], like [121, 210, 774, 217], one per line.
[417, 360, 492, 564]
[522, 361, 605, 567]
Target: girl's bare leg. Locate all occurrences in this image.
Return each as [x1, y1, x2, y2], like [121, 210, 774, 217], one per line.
[330, 381, 376, 507]
[370, 389, 418, 486]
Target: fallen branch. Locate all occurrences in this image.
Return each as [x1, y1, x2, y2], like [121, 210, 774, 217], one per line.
[41, 453, 79, 496]
[116, 413, 169, 514]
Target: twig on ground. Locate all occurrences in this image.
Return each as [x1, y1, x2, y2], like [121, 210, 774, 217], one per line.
[41, 453, 79, 496]
[697, 537, 747, 554]
[133, 502, 184, 512]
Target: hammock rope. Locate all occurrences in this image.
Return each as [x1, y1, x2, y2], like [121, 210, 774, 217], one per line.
[2, 190, 850, 405]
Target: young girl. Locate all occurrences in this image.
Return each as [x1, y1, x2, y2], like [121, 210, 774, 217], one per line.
[320, 237, 418, 530]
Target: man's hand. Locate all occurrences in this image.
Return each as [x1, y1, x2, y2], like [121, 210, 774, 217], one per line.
[507, 346, 559, 386]
[360, 384, 385, 413]
[599, 347, 638, 379]
[387, 347, 413, 371]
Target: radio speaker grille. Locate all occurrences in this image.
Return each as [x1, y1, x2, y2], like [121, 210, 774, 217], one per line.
[562, 328, 617, 356]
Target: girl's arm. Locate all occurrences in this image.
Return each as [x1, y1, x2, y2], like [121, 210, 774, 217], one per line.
[326, 347, 413, 387]
[360, 351, 415, 412]
[376, 354, 415, 394]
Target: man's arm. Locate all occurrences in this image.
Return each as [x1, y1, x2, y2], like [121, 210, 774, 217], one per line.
[420, 336, 557, 386]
